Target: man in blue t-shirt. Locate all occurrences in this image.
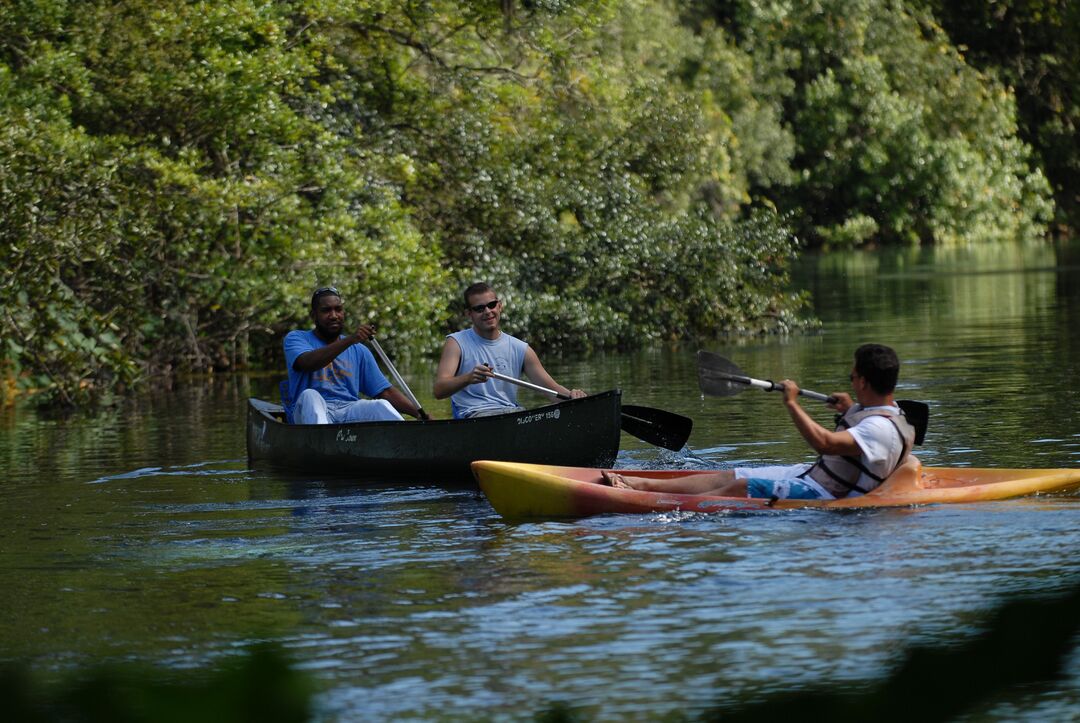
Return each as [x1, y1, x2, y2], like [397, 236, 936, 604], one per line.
[433, 282, 586, 418]
[283, 286, 427, 424]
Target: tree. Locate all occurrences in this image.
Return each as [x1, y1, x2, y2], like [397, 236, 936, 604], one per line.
[687, 0, 1054, 247]
[0, 0, 811, 404]
[919, 0, 1080, 231]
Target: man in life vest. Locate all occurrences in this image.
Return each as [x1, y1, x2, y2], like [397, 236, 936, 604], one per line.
[604, 344, 916, 500]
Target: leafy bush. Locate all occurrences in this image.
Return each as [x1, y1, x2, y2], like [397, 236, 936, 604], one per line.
[919, 0, 1080, 229]
[2, 0, 1059, 405]
[700, 0, 1054, 247]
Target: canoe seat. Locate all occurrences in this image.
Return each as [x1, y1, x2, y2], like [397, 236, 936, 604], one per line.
[880, 454, 922, 492]
[868, 454, 923, 495]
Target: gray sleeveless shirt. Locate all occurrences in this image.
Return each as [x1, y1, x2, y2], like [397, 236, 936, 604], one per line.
[448, 329, 529, 418]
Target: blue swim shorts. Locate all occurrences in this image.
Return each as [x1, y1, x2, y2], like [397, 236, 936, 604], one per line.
[744, 477, 833, 501]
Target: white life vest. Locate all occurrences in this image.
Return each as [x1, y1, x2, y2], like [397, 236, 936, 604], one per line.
[801, 405, 916, 497]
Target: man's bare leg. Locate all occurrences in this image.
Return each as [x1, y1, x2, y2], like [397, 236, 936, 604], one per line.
[600, 470, 744, 495]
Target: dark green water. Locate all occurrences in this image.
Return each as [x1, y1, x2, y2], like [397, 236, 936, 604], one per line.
[2, 241, 1079, 720]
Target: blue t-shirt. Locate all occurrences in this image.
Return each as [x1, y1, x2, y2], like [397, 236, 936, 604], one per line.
[448, 329, 529, 419]
[283, 330, 391, 418]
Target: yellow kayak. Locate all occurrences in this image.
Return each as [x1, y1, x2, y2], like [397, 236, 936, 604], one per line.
[472, 457, 1080, 520]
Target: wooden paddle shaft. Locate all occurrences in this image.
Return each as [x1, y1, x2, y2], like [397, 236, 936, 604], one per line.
[369, 338, 429, 418]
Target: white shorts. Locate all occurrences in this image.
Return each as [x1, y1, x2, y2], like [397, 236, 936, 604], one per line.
[293, 389, 404, 424]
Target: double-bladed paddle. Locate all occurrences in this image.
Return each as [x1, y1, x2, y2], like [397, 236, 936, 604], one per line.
[485, 369, 693, 451]
[369, 337, 430, 421]
[696, 350, 928, 444]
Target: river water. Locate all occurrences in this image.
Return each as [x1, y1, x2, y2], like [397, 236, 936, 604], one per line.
[2, 241, 1079, 720]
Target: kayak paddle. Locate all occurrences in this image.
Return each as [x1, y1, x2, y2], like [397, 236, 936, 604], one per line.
[696, 350, 928, 444]
[369, 337, 430, 420]
[485, 370, 693, 451]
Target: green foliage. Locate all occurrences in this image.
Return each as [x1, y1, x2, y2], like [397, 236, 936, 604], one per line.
[918, 0, 1080, 229]
[0, 101, 139, 405]
[1, 0, 449, 404]
[696, 0, 1054, 247]
[3, 0, 1066, 405]
[1, 644, 311, 722]
[381, 0, 806, 348]
[709, 580, 1080, 722]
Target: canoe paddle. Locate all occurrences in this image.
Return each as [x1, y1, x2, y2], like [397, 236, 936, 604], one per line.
[485, 370, 693, 451]
[369, 337, 430, 420]
[696, 350, 928, 444]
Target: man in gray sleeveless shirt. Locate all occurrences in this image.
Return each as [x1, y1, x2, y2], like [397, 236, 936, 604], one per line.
[434, 282, 586, 418]
[604, 344, 916, 500]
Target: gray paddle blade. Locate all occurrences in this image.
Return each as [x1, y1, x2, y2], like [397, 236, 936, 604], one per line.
[696, 350, 752, 397]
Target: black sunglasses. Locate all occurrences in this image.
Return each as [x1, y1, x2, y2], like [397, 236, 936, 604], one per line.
[468, 299, 499, 313]
[311, 286, 341, 306]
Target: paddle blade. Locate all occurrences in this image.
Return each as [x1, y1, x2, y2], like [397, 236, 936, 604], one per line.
[898, 400, 929, 445]
[621, 405, 693, 451]
[696, 350, 751, 397]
